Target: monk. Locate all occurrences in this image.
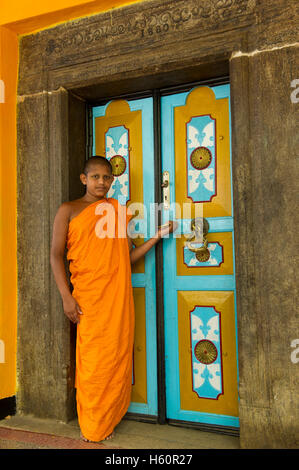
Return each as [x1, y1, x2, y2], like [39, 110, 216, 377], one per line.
[50, 156, 176, 443]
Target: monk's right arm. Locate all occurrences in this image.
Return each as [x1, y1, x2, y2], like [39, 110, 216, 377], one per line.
[50, 205, 72, 301]
[50, 253, 72, 302]
[50, 205, 82, 324]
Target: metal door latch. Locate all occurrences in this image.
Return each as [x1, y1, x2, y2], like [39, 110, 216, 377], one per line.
[162, 171, 170, 210]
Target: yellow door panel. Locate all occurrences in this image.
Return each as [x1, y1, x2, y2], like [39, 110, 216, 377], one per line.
[177, 290, 238, 417]
[95, 99, 144, 214]
[174, 86, 232, 218]
[176, 232, 234, 276]
[95, 99, 145, 275]
[131, 287, 147, 404]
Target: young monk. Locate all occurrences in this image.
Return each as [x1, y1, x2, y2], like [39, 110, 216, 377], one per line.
[50, 156, 176, 443]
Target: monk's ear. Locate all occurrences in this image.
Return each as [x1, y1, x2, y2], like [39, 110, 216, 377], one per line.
[80, 173, 87, 185]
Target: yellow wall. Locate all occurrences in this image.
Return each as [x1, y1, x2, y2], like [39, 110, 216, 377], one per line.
[0, 0, 145, 34]
[0, 26, 18, 400]
[0, 0, 144, 400]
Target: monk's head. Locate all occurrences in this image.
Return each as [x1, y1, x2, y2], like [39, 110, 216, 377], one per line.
[80, 156, 114, 199]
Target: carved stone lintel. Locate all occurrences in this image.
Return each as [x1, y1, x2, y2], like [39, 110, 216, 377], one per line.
[18, 0, 258, 95]
[44, 0, 255, 57]
[23, 0, 255, 65]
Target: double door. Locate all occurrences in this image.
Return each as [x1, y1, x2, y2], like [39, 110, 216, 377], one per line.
[92, 84, 239, 430]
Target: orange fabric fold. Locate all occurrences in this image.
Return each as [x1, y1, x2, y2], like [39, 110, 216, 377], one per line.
[66, 198, 135, 441]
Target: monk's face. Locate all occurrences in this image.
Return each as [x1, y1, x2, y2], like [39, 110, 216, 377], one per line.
[82, 163, 114, 198]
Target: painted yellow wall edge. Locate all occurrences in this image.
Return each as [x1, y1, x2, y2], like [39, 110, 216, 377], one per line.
[0, 0, 145, 401]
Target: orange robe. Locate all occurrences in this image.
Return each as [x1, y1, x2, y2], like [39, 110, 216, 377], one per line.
[66, 197, 134, 441]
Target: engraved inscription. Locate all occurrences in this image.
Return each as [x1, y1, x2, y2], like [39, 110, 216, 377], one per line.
[45, 0, 255, 55]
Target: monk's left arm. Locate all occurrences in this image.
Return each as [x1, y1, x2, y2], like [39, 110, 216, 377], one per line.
[128, 234, 161, 265]
[127, 220, 178, 265]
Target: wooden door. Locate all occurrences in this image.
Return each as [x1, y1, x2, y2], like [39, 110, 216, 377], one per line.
[161, 85, 239, 429]
[93, 97, 158, 418]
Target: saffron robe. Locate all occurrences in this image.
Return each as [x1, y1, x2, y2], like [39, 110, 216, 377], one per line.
[66, 197, 135, 441]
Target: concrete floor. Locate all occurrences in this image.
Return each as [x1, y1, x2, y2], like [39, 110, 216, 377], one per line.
[0, 414, 239, 449]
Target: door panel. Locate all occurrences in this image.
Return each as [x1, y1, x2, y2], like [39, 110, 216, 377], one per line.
[161, 85, 239, 428]
[174, 86, 232, 217]
[131, 287, 147, 404]
[93, 97, 158, 417]
[176, 231, 234, 275]
[177, 291, 238, 418]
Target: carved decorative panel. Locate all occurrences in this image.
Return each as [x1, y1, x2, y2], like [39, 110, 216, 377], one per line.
[177, 290, 238, 418]
[190, 306, 223, 400]
[187, 115, 216, 202]
[105, 125, 130, 203]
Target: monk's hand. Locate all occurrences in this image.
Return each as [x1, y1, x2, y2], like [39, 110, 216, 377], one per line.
[156, 220, 178, 238]
[63, 295, 83, 324]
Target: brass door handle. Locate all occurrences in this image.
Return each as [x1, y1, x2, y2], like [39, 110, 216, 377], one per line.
[185, 237, 208, 253]
[184, 217, 210, 262]
[190, 217, 209, 237]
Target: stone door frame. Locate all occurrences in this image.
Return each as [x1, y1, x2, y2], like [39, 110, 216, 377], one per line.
[16, 0, 298, 447]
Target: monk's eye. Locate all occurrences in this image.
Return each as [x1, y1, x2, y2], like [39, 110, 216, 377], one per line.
[103, 175, 111, 181]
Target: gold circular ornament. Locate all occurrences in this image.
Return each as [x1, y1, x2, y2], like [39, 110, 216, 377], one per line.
[196, 248, 210, 262]
[190, 147, 212, 170]
[194, 340, 217, 364]
[110, 155, 126, 176]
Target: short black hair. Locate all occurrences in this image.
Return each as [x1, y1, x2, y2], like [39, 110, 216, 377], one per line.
[83, 156, 113, 175]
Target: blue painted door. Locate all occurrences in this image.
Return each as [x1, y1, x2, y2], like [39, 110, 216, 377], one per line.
[161, 85, 239, 428]
[92, 97, 158, 418]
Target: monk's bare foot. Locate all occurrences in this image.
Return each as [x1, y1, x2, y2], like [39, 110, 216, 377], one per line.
[80, 431, 114, 443]
[80, 431, 92, 442]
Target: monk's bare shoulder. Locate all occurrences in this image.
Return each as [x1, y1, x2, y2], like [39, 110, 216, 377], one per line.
[55, 201, 72, 222]
[56, 199, 84, 221]
[61, 198, 93, 222]
[51, 203, 72, 251]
